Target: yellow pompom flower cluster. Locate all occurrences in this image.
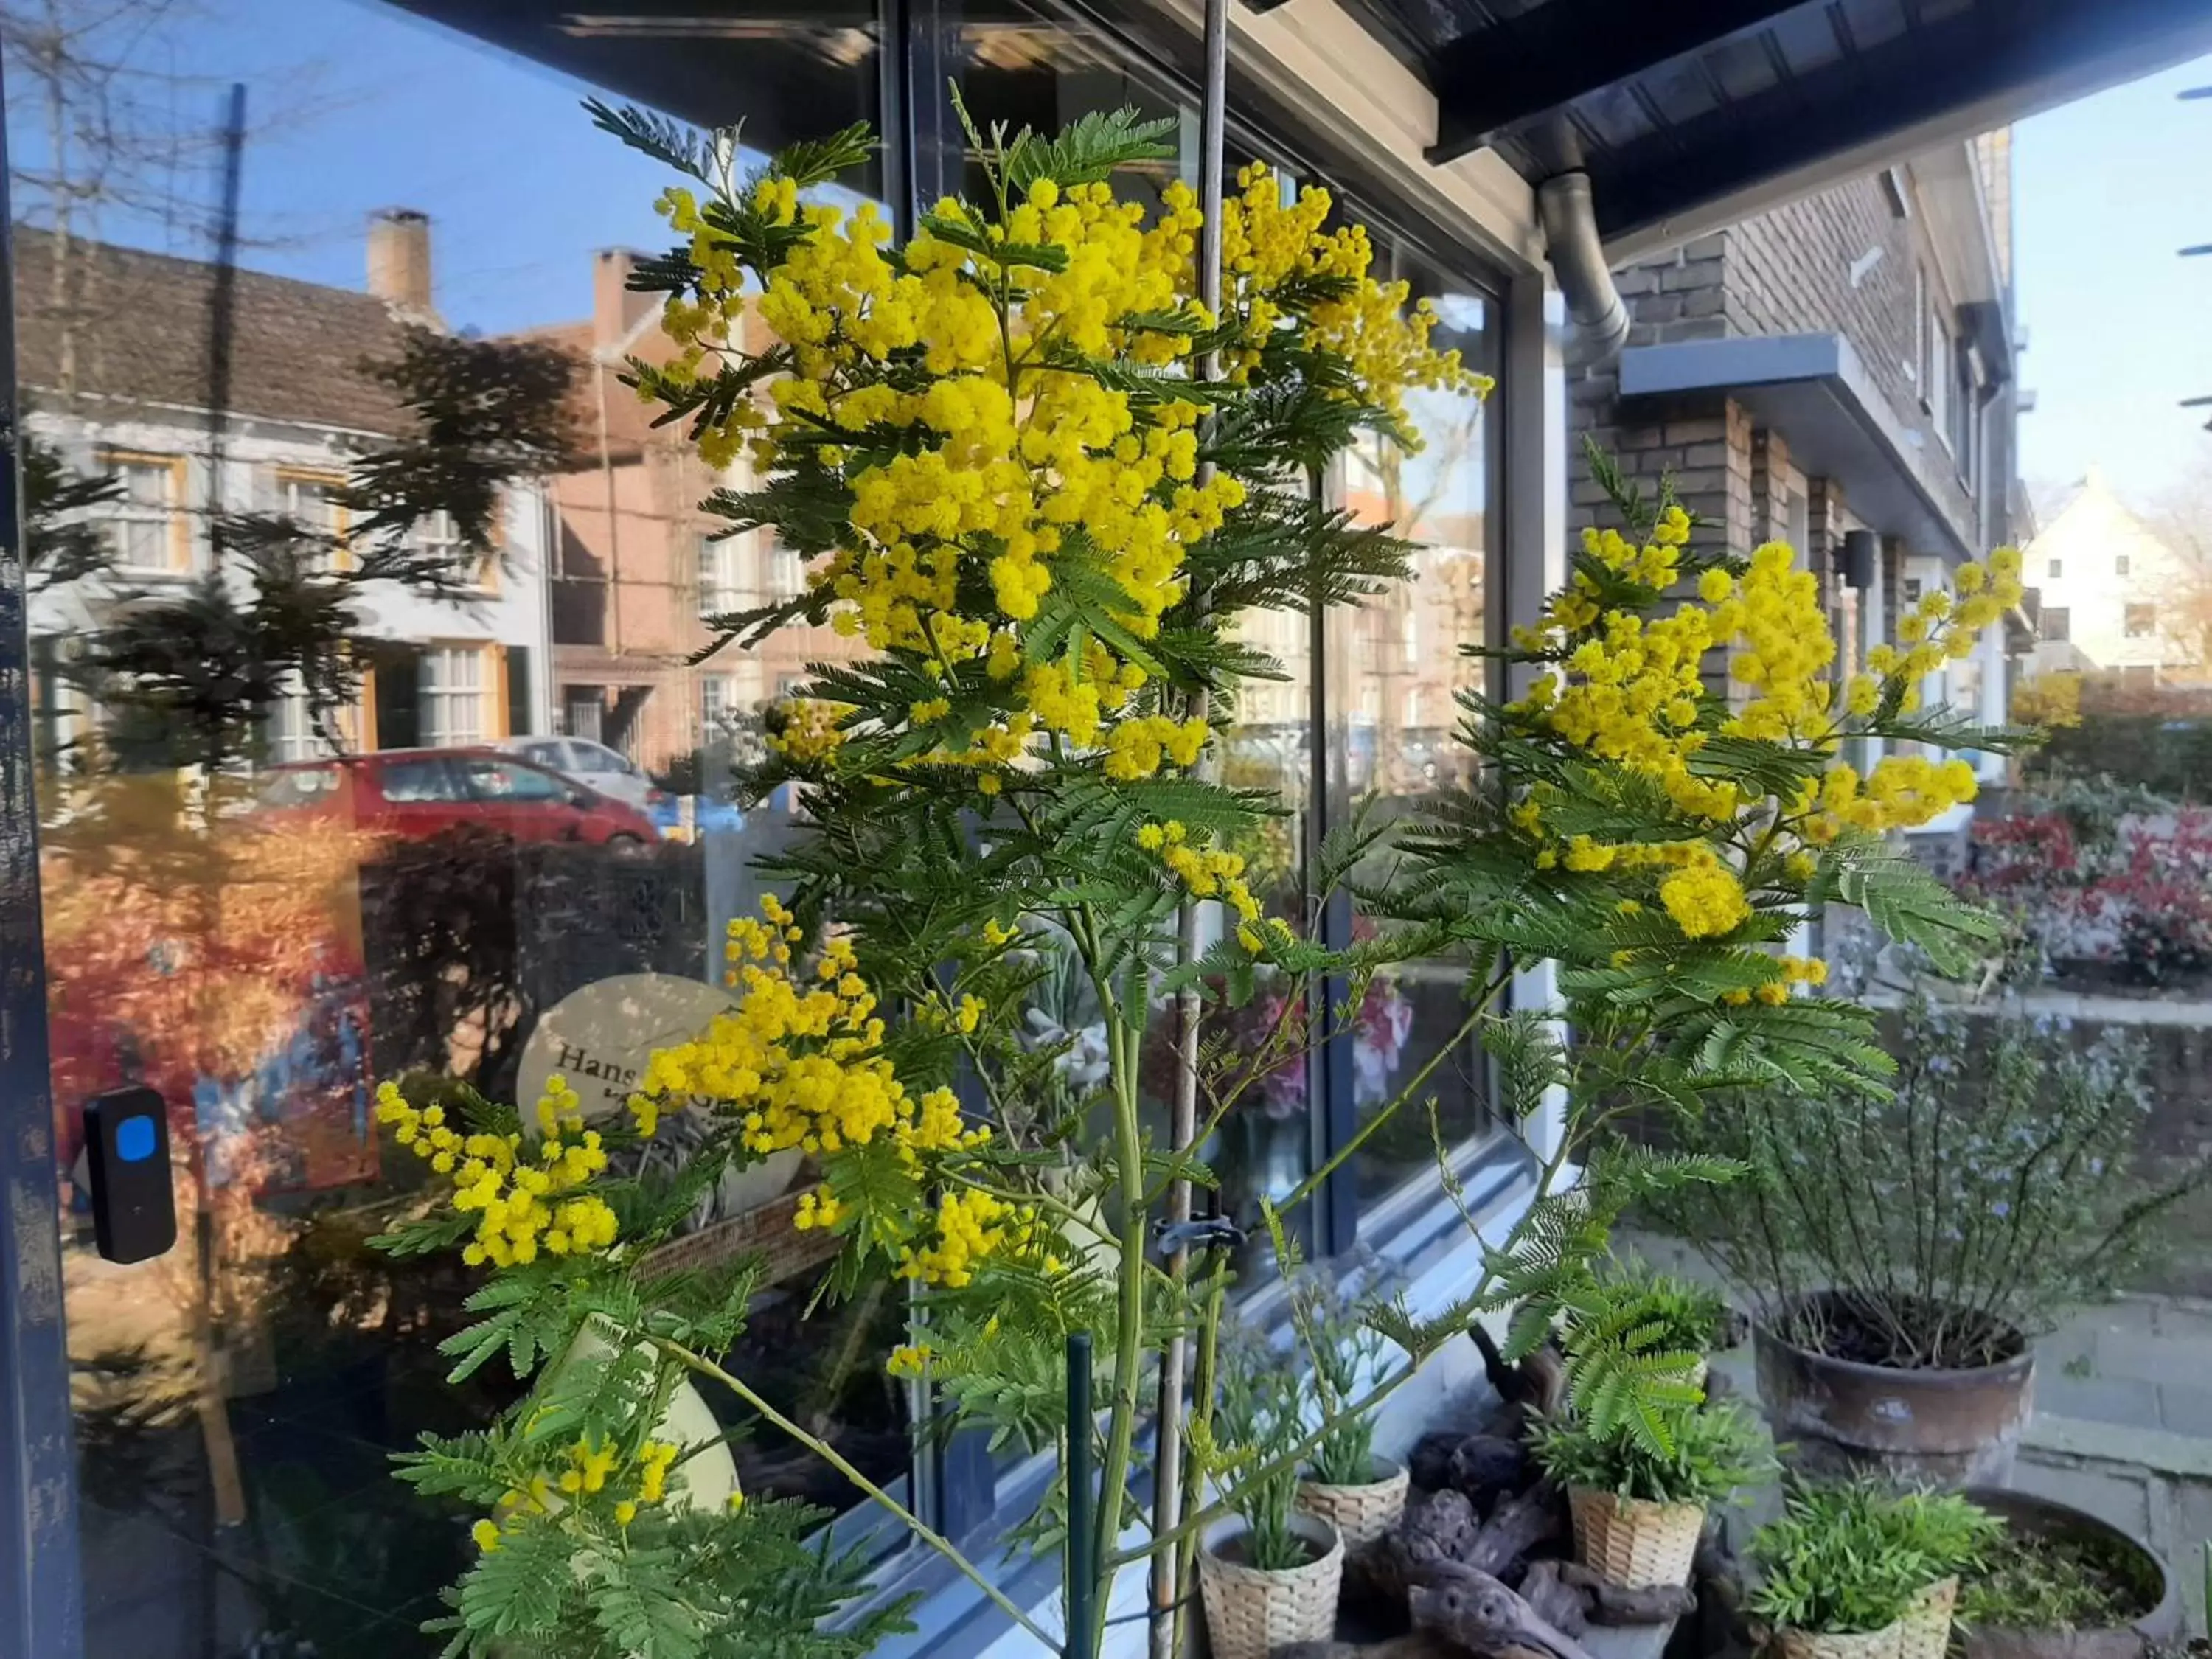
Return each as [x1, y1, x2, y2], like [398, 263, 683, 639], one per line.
[1512, 507, 2024, 943]
[630, 896, 984, 1172]
[374, 1077, 616, 1268]
[469, 1437, 684, 1552]
[651, 150, 1483, 793]
[765, 698, 848, 764]
[897, 1186, 1047, 1289]
[1136, 818, 1264, 934]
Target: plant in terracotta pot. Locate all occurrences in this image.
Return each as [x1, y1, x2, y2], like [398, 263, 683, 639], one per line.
[1287, 1261, 1409, 1551]
[1531, 1395, 1772, 1588]
[1198, 1323, 1346, 1659]
[1655, 994, 2212, 1485]
[1955, 1488, 2176, 1659]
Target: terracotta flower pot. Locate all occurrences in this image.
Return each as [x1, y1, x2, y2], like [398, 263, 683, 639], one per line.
[1567, 1486, 1706, 1588]
[1296, 1456, 1409, 1552]
[1954, 1488, 2178, 1659]
[1196, 1512, 1344, 1659]
[1754, 1293, 2034, 1486]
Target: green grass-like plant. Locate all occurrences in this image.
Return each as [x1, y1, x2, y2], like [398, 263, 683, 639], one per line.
[1749, 1480, 2003, 1635]
[1529, 1397, 1772, 1507]
[1957, 1527, 2160, 1632]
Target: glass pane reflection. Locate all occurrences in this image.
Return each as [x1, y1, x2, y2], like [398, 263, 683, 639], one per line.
[16, 6, 903, 1653]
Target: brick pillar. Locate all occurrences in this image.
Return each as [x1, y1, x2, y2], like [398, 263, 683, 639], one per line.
[1750, 428, 1792, 549]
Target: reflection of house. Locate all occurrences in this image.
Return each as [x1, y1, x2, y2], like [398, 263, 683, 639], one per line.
[18, 211, 554, 759]
[526, 252, 865, 776]
[1571, 138, 2029, 800]
[2026, 465, 2202, 682]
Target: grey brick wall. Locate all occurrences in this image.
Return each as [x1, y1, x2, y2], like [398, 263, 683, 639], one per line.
[1571, 168, 1984, 557]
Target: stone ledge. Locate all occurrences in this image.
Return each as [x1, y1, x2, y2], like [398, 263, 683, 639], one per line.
[2025, 1412, 2212, 1480]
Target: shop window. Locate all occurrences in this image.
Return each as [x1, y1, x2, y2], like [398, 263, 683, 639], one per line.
[1326, 259, 1503, 1217]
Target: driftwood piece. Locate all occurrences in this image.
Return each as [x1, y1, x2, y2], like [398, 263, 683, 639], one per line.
[1447, 1434, 1531, 1513]
[1464, 1479, 1565, 1576]
[1517, 1559, 1591, 1638]
[1411, 1430, 1466, 1491]
[1470, 1327, 1567, 1418]
[1374, 1488, 1482, 1606]
[1406, 1565, 1602, 1659]
[1556, 1562, 1696, 1626]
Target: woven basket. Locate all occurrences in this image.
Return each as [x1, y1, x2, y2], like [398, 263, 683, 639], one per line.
[1776, 1618, 1907, 1659]
[1897, 1576, 1958, 1659]
[1197, 1512, 1344, 1659]
[1296, 1458, 1410, 1552]
[1568, 1487, 1706, 1588]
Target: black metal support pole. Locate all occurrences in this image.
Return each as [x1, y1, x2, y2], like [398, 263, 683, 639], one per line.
[1065, 1331, 1095, 1659]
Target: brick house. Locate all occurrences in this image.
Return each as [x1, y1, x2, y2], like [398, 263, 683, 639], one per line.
[1571, 136, 2029, 809]
[18, 211, 556, 766]
[528, 251, 866, 777]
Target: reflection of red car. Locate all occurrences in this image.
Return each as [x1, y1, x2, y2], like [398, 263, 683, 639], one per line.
[257, 747, 659, 846]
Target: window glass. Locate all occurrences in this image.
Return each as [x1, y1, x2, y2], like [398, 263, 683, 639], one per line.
[459, 757, 568, 801]
[1327, 251, 1503, 1208]
[105, 453, 184, 570]
[950, 1, 1323, 1245]
[379, 757, 465, 802]
[15, 5, 905, 1649]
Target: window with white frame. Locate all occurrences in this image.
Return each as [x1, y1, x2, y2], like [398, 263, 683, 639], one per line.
[698, 533, 745, 616]
[279, 472, 348, 568]
[105, 453, 187, 571]
[769, 541, 804, 597]
[268, 690, 335, 763]
[420, 646, 487, 746]
[417, 508, 493, 587]
[1929, 315, 1952, 448]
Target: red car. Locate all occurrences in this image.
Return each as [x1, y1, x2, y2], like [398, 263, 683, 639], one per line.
[255, 747, 660, 846]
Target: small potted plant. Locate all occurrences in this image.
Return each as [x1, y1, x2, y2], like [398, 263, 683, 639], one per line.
[1289, 1265, 1409, 1550]
[1751, 1480, 2006, 1659]
[1889, 1486, 2008, 1659]
[1562, 1259, 1733, 1390]
[1198, 1325, 1346, 1659]
[1750, 1481, 1934, 1659]
[1531, 1397, 1771, 1588]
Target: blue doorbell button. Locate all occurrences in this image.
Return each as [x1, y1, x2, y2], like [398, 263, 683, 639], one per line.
[114, 1114, 159, 1164]
[84, 1087, 176, 1264]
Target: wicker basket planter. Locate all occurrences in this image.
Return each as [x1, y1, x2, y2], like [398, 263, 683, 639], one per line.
[1567, 1486, 1706, 1588]
[1898, 1576, 1959, 1659]
[1196, 1512, 1344, 1659]
[1775, 1619, 1908, 1659]
[1295, 1457, 1409, 1553]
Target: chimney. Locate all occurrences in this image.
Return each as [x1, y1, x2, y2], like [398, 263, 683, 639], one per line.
[367, 208, 433, 314]
[594, 248, 655, 348]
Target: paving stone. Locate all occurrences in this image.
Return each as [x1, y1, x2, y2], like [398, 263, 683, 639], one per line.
[2034, 1371, 2165, 1430]
[2087, 1329, 2212, 1387]
[2154, 1301, 2212, 1346]
[2008, 1454, 2155, 1541]
[2161, 1385, 2212, 1441]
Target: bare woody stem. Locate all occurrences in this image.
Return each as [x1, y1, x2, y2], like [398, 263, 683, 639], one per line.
[647, 1335, 1061, 1654]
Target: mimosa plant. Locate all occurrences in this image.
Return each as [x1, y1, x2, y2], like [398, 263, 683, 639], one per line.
[370, 99, 2023, 1659]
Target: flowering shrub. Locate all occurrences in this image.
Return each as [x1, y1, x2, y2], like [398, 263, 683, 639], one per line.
[1658, 995, 2212, 1367]
[1964, 788, 2212, 984]
[371, 104, 2023, 1659]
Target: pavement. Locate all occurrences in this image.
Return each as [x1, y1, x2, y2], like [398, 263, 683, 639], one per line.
[1619, 1232, 2212, 1636]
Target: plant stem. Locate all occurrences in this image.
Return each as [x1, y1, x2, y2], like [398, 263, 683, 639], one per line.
[1087, 1014, 1152, 1659]
[647, 1336, 1060, 1653]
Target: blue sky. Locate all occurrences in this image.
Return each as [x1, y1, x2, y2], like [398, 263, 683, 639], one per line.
[11, 1, 2209, 513]
[2014, 51, 2212, 510]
